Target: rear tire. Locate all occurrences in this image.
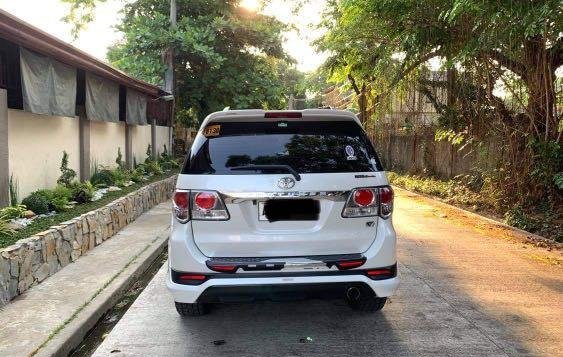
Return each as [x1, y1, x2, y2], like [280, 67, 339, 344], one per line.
[347, 295, 387, 312]
[175, 302, 208, 317]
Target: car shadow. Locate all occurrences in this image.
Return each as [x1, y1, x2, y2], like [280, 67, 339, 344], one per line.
[176, 298, 410, 357]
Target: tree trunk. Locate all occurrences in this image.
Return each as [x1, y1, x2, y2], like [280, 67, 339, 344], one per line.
[358, 83, 367, 125]
[523, 37, 557, 142]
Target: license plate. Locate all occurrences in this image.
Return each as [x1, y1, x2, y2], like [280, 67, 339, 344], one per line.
[258, 199, 320, 222]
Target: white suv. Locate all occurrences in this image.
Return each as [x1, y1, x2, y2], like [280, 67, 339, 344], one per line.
[167, 109, 399, 316]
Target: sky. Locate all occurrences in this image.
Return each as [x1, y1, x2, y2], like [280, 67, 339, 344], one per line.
[0, 0, 328, 73]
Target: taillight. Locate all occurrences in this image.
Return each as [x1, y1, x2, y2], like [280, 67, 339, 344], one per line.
[171, 270, 207, 285]
[206, 262, 238, 273]
[342, 186, 394, 219]
[173, 190, 230, 223]
[379, 186, 394, 219]
[190, 191, 229, 220]
[194, 192, 216, 210]
[365, 264, 397, 280]
[178, 274, 206, 281]
[342, 188, 378, 217]
[173, 190, 190, 223]
[353, 189, 375, 207]
[336, 259, 365, 270]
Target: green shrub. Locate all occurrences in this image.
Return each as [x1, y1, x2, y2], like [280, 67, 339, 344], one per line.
[0, 204, 27, 219]
[135, 163, 146, 174]
[555, 172, 563, 190]
[145, 161, 163, 175]
[112, 168, 132, 187]
[504, 206, 541, 232]
[35, 186, 71, 212]
[91, 169, 116, 187]
[22, 193, 50, 215]
[130, 168, 144, 183]
[161, 159, 180, 171]
[145, 144, 154, 163]
[68, 181, 95, 203]
[116, 147, 124, 169]
[158, 145, 170, 164]
[57, 151, 77, 186]
[9, 174, 19, 206]
[387, 171, 484, 208]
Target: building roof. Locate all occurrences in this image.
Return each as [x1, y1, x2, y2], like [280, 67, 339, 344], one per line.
[0, 9, 167, 98]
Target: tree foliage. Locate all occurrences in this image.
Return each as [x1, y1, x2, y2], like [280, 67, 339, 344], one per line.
[318, 0, 562, 209]
[105, 0, 304, 123]
[61, 0, 106, 39]
[64, 0, 306, 123]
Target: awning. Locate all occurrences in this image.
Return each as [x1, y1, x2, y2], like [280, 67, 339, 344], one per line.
[0, 10, 167, 98]
[126, 89, 147, 125]
[19, 47, 76, 117]
[85, 72, 119, 122]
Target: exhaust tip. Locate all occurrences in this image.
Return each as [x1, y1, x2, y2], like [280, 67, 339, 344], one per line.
[346, 286, 361, 301]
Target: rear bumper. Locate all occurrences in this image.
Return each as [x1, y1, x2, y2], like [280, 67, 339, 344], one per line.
[166, 267, 400, 303]
[197, 283, 368, 303]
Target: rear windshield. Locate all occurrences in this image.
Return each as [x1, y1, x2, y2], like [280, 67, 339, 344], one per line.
[182, 120, 382, 175]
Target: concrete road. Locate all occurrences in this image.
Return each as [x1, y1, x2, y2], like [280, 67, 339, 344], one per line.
[93, 189, 562, 357]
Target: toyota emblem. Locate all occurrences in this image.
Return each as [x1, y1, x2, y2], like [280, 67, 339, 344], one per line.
[277, 177, 295, 190]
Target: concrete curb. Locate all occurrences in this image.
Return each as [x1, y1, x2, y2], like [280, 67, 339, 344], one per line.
[35, 230, 169, 357]
[393, 186, 561, 250]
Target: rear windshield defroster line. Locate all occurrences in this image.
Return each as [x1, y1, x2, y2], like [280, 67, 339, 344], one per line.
[182, 121, 383, 175]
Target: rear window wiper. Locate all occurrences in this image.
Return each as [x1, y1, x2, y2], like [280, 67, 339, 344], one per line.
[229, 165, 301, 181]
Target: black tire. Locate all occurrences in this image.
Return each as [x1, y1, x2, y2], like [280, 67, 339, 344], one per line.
[347, 295, 387, 312]
[175, 302, 208, 317]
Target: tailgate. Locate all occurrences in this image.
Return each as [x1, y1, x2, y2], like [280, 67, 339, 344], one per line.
[179, 172, 388, 257]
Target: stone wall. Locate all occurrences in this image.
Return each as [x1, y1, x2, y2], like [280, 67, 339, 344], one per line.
[0, 175, 176, 306]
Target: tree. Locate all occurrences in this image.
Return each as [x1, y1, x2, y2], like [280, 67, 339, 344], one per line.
[64, 0, 306, 122]
[105, 0, 304, 122]
[317, 0, 562, 208]
[61, 0, 105, 39]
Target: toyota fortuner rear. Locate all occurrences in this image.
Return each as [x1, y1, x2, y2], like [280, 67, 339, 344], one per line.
[167, 109, 399, 316]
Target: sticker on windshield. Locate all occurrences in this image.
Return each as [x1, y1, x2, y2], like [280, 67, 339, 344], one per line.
[345, 145, 357, 160]
[203, 124, 221, 137]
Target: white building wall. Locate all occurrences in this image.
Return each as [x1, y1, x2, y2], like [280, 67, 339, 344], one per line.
[8, 109, 80, 199]
[90, 121, 126, 169]
[130, 124, 151, 164]
[6, 110, 171, 202]
[154, 125, 171, 156]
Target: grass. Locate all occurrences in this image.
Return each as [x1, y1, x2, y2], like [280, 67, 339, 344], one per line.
[387, 171, 486, 209]
[0, 172, 176, 249]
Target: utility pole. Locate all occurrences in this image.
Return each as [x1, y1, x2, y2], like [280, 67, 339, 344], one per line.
[165, 0, 176, 94]
[163, 0, 176, 156]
